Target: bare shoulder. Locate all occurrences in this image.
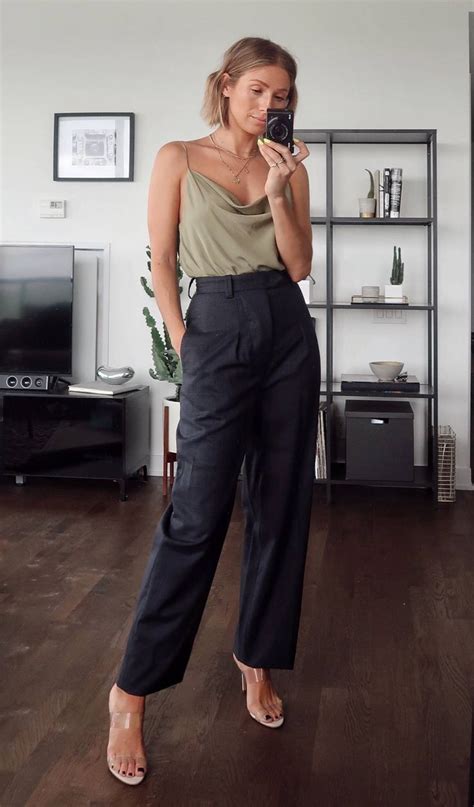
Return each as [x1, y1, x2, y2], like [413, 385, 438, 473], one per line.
[153, 140, 187, 167]
[153, 138, 210, 171]
[181, 136, 211, 148]
[178, 136, 213, 158]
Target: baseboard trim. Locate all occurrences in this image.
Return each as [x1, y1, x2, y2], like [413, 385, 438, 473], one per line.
[149, 455, 473, 492]
[456, 467, 474, 490]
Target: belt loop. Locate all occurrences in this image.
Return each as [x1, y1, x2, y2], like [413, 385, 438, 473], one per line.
[188, 277, 196, 298]
[224, 276, 234, 298]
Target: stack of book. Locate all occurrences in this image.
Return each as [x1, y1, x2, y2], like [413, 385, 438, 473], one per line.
[315, 402, 328, 479]
[68, 380, 141, 395]
[350, 294, 409, 305]
[373, 168, 403, 218]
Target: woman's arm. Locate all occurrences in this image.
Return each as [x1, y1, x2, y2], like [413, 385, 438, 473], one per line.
[258, 138, 313, 283]
[147, 141, 187, 356]
[268, 163, 313, 282]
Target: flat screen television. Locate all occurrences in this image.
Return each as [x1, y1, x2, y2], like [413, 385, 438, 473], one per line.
[0, 244, 74, 375]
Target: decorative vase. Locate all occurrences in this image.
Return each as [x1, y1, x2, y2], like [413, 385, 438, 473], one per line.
[164, 396, 181, 453]
[97, 365, 135, 385]
[358, 198, 376, 218]
[384, 283, 404, 303]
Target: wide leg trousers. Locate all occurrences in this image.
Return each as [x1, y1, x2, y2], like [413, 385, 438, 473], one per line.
[117, 269, 321, 696]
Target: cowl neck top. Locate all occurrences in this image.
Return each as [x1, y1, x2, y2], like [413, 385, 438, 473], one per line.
[177, 143, 291, 278]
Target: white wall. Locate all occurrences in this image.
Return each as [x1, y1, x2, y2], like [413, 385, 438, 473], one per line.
[1, 0, 472, 486]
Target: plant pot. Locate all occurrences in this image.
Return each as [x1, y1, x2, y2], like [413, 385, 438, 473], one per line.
[358, 198, 376, 218]
[384, 283, 404, 303]
[164, 396, 181, 453]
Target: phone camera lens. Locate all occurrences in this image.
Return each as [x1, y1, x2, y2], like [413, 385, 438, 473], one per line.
[268, 120, 288, 142]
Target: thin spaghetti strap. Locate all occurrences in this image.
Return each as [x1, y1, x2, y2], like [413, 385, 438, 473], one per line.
[180, 142, 190, 170]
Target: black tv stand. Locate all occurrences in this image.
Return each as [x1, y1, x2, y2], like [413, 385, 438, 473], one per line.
[0, 385, 150, 500]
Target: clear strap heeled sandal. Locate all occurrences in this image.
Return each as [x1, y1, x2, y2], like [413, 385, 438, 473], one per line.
[232, 653, 284, 729]
[107, 711, 147, 786]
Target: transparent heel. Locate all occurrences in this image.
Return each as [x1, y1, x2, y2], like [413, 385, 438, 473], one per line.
[107, 712, 147, 786]
[233, 653, 284, 729]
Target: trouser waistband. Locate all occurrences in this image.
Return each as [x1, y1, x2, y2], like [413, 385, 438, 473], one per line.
[193, 269, 293, 298]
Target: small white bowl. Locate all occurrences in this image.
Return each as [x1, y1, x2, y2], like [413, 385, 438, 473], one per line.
[369, 361, 404, 381]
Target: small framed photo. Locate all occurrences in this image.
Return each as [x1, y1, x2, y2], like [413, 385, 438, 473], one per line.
[53, 113, 134, 181]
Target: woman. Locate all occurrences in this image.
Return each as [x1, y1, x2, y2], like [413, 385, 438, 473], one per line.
[107, 36, 321, 786]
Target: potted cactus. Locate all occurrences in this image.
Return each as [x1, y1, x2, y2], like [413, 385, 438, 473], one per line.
[384, 245, 405, 302]
[140, 245, 186, 452]
[358, 169, 376, 218]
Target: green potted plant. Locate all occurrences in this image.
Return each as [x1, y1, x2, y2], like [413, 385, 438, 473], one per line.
[140, 245, 187, 452]
[358, 169, 376, 218]
[384, 245, 405, 303]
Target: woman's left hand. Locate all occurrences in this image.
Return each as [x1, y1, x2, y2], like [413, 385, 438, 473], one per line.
[257, 137, 310, 199]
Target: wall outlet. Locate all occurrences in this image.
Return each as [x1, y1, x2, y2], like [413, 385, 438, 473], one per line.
[373, 308, 407, 324]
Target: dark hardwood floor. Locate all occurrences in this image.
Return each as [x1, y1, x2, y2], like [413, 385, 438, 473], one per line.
[471, 338, 473, 483]
[1, 474, 473, 806]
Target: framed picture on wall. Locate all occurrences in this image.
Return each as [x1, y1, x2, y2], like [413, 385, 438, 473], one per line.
[53, 112, 135, 181]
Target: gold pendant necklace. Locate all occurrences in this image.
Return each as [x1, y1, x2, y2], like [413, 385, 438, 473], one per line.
[208, 134, 255, 184]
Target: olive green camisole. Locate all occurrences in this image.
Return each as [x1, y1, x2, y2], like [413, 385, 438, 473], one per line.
[177, 142, 291, 278]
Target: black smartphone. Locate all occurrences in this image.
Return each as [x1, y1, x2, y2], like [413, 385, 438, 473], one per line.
[264, 109, 294, 153]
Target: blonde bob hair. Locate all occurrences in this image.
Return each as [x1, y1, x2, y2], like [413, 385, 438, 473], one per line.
[201, 37, 298, 128]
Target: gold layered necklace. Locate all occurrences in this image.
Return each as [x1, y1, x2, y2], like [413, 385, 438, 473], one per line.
[208, 133, 258, 185]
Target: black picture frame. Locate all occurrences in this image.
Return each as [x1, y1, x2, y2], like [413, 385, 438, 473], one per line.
[53, 112, 135, 181]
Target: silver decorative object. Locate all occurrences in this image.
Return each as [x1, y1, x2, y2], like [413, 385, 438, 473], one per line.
[96, 365, 135, 385]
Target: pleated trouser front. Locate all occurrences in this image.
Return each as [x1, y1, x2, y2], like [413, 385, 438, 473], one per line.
[117, 268, 321, 695]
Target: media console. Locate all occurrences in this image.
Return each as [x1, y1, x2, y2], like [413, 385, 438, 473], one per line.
[0, 385, 150, 501]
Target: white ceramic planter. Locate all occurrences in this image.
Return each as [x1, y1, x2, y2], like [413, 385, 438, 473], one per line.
[358, 197, 376, 218]
[384, 283, 404, 303]
[164, 396, 181, 453]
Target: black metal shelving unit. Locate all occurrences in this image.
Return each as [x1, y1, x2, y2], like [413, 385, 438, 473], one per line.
[294, 128, 438, 503]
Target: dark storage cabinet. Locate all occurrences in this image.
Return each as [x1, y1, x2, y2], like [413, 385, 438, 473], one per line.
[0, 386, 150, 500]
[345, 400, 414, 482]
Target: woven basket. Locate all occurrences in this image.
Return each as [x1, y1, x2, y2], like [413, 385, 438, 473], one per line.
[438, 425, 456, 503]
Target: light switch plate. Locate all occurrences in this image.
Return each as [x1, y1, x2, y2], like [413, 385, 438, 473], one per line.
[40, 199, 66, 218]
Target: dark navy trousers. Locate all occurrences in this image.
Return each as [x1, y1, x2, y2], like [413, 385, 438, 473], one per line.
[117, 269, 321, 695]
